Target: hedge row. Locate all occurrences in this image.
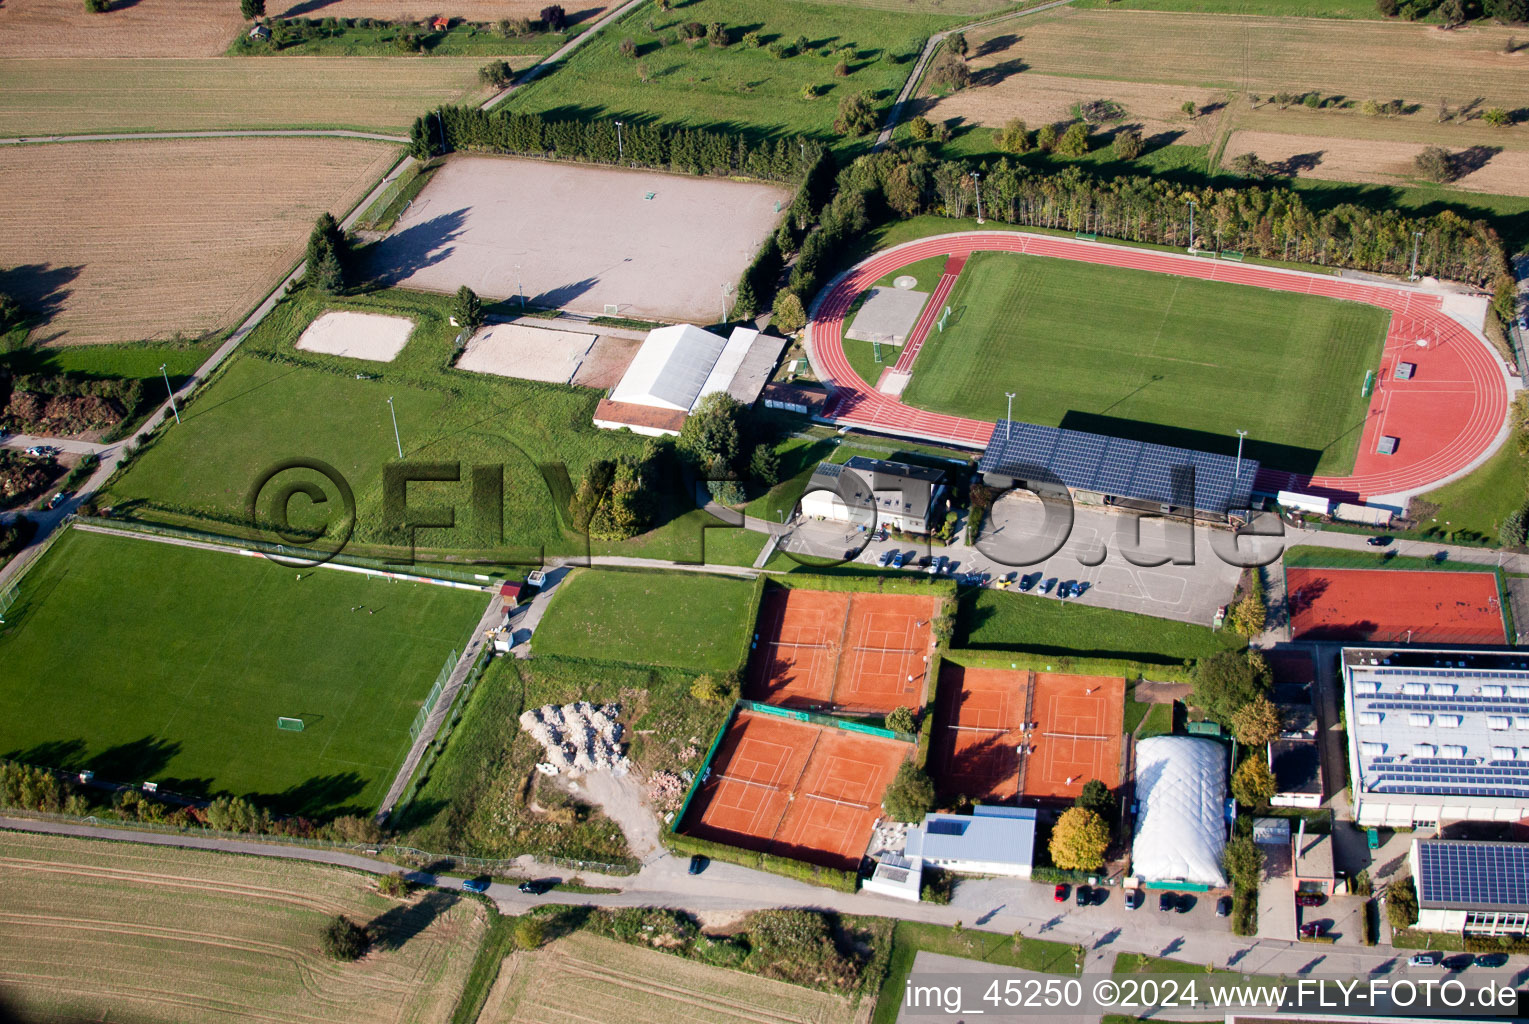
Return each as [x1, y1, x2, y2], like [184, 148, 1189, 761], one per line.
[943, 648, 1188, 684]
[663, 829, 859, 893]
[771, 572, 958, 599]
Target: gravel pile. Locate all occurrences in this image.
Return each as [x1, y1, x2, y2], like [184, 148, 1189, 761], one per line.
[519, 701, 629, 776]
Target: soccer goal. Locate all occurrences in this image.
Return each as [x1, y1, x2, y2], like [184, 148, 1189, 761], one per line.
[936, 305, 952, 332]
[0, 580, 17, 623]
[1361, 369, 1375, 398]
[603, 304, 620, 316]
[1074, 231, 1097, 241]
[1221, 250, 1245, 262]
[277, 717, 305, 732]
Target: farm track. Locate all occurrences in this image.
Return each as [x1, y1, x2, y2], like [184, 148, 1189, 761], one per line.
[0, 128, 408, 145]
[806, 230, 1510, 500]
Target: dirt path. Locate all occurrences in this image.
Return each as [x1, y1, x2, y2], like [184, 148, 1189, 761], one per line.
[566, 771, 663, 863]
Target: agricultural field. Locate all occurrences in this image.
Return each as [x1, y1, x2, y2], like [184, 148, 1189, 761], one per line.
[0, 57, 501, 135]
[903, 251, 1388, 475]
[0, 527, 486, 817]
[0, 0, 244, 58]
[0, 830, 484, 1024]
[271, 0, 607, 19]
[532, 568, 759, 673]
[1224, 128, 1529, 197]
[920, 8, 1529, 195]
[501, 0, 963, 150]
[481, 929, 860, 1024]
[98, 287, 756, 565]
[0, 137, 398, 346]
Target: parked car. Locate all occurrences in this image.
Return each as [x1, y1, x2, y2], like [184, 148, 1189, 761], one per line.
[1054, 883, 1069, 903]
[1299, 922, 1323, 938]
[1174, 894, 1193, 913]
[1073, 581, 1090, 597]
[1409, 952, 1441, 967]
[877, 549, 893, 567]
[890, 551, 906, 569]
[47, 490, 69, 510]
[1075, 885, 1091, 906]
[1443, 954, 1475, 972]
[1039, 577, 1057, 595]
[1124, 889, 1142, 910]
[927, 555, 947, 576]
[1366, 536, 1391, 547]
[1216, 896, 1233, 917]
[462, 877, 491, 893]
[1474, 953, 1508, 968]
[1295, 893, 1326, 908]
[517, 878, 555, 895]
[688, 854, 709, 876]
[23, 445, 58, 458]
[1158, 891, 1175, 912]
[1017, 573, 1036, 593]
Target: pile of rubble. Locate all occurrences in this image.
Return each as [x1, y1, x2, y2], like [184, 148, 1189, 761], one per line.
[519, 701, 629, 776]
[647, 770, 687, 811]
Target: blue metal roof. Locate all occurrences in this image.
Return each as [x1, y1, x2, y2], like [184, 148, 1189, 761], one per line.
[905, 805, 1036, 868]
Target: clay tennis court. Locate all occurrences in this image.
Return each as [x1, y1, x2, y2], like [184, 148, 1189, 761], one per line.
[746, 587, 937, 714]
[930, 665, 1123, 802]
[681, 709, 912, 870]
[1287, 567, 1506, 644]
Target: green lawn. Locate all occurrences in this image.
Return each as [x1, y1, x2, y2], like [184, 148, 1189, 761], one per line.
[956, 588, 1242, 665]
[2, 340, 212, 384]
[500, 0, 961, 152]
[532, 568, 759, 673]
[872, 921, 1078, 1024]
[0, 527, 483, 817]
[1072, 0, 1380, 16]
[902, 251, 1389, 475]
[230, 23, 564, 58]
[1282, 544, 1498, 573]
[1406, 413, 1527, 547]
[99, 286, 759, 565]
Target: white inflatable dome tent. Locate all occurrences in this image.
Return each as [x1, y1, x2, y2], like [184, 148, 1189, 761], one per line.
[1131, 736, 1228, 886]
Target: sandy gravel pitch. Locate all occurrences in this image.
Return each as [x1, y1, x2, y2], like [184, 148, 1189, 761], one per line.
[455, 322, 595, 383]
[368, 156, 791, 323]
[295, 311, 415, 362]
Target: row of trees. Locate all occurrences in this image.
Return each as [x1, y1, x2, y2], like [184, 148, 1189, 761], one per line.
[305, 212, 356, 294]
[413, 106, 827, 184]
[568, 443, 668, 540]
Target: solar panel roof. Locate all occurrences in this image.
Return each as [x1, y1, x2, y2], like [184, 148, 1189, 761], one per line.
[1415, 841, 1529, 909]
[977, 420, 1258, 514]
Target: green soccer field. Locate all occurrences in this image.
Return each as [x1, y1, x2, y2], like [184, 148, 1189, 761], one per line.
[901, 252, 1390, 475]
[0, 528, 485, 817]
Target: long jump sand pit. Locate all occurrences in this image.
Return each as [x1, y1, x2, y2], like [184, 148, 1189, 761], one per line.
[367, 156, 791, 323]
[455, 322, 595, 383]
[682, 708, 913, 870]
[295, 310, 414, 362]
[745, 586, 938, 714]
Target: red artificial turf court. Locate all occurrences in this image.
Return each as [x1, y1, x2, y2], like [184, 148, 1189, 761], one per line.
[1025, 673, 1124, 801]
[682, 709, 911, 870]
[746, 588, 937, 714]
[1287, 567, 1506, 644]
[930, 663, 1030, 802]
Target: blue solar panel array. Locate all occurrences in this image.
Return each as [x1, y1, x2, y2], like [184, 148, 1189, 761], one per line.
[1415, 842, 1529, 908]
[977, 420, 1258, 514]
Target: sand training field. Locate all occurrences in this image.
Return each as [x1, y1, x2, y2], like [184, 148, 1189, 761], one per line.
[0, 830, 484, 1024]
[0, 137, 398, 346]
[297, 311, 416, 361]
[456, 323, 596, 383]
[481, 930, 858, 1024]
[367, 156, 790, 323]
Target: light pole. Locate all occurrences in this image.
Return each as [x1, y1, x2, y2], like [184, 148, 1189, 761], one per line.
[159, 363, 180, 425]
[1409, 230, 1424, 281]
[721, 283, 729, 324]
[615, 120, 624, 163]
[1186, 199, 1197, 253]
[1235, 428, 1248, 479]
[1005, 392, 1016, 439]
[515, 263, 524, 310]
[387, 396, 403, 459]
[973, 171, 984, 225]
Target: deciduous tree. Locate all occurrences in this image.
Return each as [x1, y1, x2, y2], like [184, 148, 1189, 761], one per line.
[772, 290, 807, 334]
[1112, 128, 1144, 160]
[834, 92, 879, 135]
[1049, 807, 1108, 871]
[1414, 145, 1457, 182]
[883, 761, 936, 821]
[886, 705, 917, 733]
[1192, 649, 1271, 722]
[540, 5, 567, 30]
[321, 916, 370, 961]
[240, 0, 265, 19]
[1231, 694, 1283, 745]
[1231, 756, 1276, 808]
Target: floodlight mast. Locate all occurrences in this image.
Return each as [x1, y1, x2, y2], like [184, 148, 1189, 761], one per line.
[615, 120, 624, 163]
[388, 396, 403, 459]
[1235, 429, 1248, 480]
[1410, 230, 1424, 281]
[1186, 199, 1196, 253]
[973, 172, 983, 225]
[1005, 392, 1016, 440]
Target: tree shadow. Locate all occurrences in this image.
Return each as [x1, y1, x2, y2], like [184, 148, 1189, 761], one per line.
[0, 263, 82, 333]
[4, 738, 89, 771]
[970, 57, 1028, 88]
[361, 208, 470, 290]
[975, 33, 1018, 58]
[248, 771, 368, 819]
[1275, 151, 1324, 175]
[88, 736, 183, 783]
[368, 889, 459, 952]
[1452, 145, 1501, 177]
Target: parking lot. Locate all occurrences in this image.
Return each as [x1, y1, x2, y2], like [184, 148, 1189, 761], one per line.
[774, 501, 1249, 627]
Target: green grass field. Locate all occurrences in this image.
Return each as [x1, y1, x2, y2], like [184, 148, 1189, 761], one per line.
[532, 568, 758, 673]
[902, 251, 1388, 475]
[0, 527, 484, 816]
[956, 588, 1242, 665]
[501, 0, 961, 151]
[100, 286, 763, 566]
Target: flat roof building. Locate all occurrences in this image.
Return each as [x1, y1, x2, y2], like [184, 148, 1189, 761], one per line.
[1411, 838, 1529, 936]
[904, 805, 1037, 878]
[1343, 646, 1529, 828]
[799, 457, 947, 534]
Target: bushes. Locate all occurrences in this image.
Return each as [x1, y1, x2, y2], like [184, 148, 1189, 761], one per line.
[478, 60, 514, 88]
[881, 761, 935, 822]
[321, 915, 370, 961]
[1386, 876, 1419, 930]
[745, 909, 860, 990]
[1223, 835, 1263, 937]
[663, 829, 860, 892]
[835, 93, 880, 136]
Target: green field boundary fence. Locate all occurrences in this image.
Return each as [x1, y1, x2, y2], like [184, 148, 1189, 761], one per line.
[72, 516, 497, 590]
[394, 646, 493, 819]
[0, 513, 78, 600]
[0, 807, 637, 876]
[409, 649, 458, 743]
[738, 700, 914, 743]
[671, 702, 737, 832]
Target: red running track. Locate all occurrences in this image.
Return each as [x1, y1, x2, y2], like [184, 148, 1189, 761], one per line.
[807, 232, 1510, 501]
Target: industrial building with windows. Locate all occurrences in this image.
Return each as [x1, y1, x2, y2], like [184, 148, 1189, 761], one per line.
[798, 457, 947, 534]
[1411, 839, 1529, 937]
[1343, 646, 1529, 828]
